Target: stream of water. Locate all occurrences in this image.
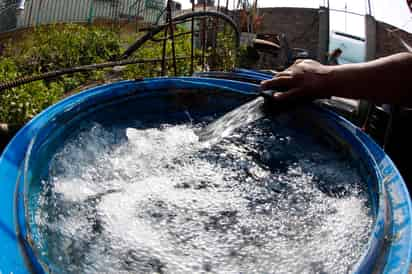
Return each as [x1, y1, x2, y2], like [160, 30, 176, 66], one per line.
[29, 100, 373, 274]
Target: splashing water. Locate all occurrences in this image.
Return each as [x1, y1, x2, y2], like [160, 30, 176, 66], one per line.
[29, 111, 373, 274]
[198, 97, 265, 143]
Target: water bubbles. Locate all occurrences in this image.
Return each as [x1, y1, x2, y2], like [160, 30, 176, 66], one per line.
[29, 117, 372, 274]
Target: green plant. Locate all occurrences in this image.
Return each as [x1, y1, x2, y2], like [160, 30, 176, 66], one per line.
[209, 28, 237, 71]
[122, 26, 238, 79]
[0, 23, 239, 125]
[238, 45, 260, 68]
[3, 24, 122, 90]
[0, 24, 121, 124]
[122, 27, 199, 79]
[0, 58, 64, 124]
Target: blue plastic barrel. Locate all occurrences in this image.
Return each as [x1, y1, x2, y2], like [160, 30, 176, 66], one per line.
[0, 77, 411, 273]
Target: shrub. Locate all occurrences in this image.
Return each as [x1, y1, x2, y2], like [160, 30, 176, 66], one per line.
[0, 23, 239, 125]
[0, 58, 64, 124]
[122, 26, 238, 79]
[0, 24, 121, 124]
[122, 27, 202, 79]
[4, 24, 121, 76]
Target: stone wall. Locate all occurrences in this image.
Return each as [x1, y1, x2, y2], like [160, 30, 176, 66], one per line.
[376, 21, 412, 58]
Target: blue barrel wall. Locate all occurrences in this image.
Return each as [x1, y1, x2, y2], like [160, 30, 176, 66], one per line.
[0, 77, 411, 273]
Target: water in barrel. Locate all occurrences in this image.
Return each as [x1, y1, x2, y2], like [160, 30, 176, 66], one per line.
[29, 98, 372, 273]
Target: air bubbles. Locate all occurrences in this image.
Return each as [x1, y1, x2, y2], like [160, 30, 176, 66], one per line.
[30, 117, 372, 274]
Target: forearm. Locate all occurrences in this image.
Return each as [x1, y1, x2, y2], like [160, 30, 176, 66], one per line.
[328, 53, 412, 105]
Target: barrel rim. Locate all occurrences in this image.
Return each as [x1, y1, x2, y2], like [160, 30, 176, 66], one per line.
[0, 77, 410, 273]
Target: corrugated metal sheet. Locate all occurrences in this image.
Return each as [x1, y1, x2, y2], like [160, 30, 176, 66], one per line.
[1, 0, 165, 33]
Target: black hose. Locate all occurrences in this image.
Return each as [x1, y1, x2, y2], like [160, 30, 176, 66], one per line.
[121, 11, 240, 60]
[0, 56, 191, 93]
[0, 11, 239, 92]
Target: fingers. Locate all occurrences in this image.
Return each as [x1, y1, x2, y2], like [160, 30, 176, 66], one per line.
[293, 59, 305, 65]
[274, 71, 293, 78]
[271, 87, 305, 102]
[261, 76, 294, 90]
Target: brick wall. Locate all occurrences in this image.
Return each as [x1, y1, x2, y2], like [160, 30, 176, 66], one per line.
[258, 7, 320, 58]
[252, 9, 412, 68]
[376, 21, 412, 58]
[242, 7, 320, 70]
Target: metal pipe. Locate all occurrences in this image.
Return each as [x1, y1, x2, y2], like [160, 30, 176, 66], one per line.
[18, 0, 25, 9]
[139, 15, 221, 32]
[216, 0, 220, 27]
[121, 11, 241, 60]
[215, 0, 220, 53]
[367, 0, 372, 16]
[161, 16, 168, 75]
[202, 0, 206, 71]
[328, 8, 365, 17]
[27, 0, 34, 27]
[223, 0, 229, 34]
[151, 30, 195, 42]
[167, 0, 177, 76]
[190, 0, 195, 75]
[345, 3, 347, 32]
[88, 0, 94, 24]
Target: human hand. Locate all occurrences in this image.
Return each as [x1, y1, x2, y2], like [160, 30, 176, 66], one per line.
[260, 59, 334, 102]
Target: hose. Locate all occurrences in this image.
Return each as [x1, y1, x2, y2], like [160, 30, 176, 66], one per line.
[0, 11, 239, 92]
[0, 56, 191, 93]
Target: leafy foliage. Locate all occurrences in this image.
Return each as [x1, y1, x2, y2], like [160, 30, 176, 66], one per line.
[209, 28, 238, 71]
[122, 27, 200, 79]
[122, 25, 238, 79]
[4, 24, 121, 75]
[0, 24, 121, 124]
[0, 58, 64, 124]
[0, 23, 239, 125]
[238, 45, 260, 68]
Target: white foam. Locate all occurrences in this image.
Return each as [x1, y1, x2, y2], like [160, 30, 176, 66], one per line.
[30, 121, 373, 274]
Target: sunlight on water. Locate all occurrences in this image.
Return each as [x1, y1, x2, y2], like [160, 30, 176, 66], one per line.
[30, 113, 372, 274]
[197, 97, 265, 143]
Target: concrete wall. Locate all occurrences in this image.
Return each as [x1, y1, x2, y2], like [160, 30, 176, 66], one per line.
[375, 21, 412, 58]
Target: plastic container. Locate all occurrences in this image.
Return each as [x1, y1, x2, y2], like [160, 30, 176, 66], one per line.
[0, 77, 411, 273]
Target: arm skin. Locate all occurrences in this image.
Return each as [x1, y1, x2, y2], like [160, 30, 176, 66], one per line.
[261, 53, 412, 106]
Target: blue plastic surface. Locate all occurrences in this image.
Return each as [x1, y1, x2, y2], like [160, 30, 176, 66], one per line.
[0, 76, 411, 273]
